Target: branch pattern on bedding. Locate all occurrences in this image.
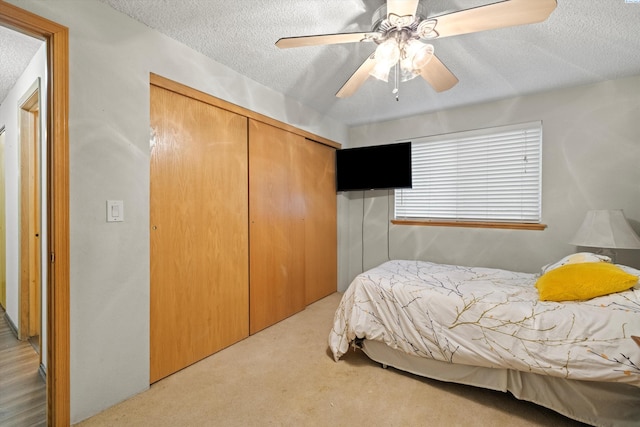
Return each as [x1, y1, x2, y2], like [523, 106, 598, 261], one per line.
[329, 260, 640, 386]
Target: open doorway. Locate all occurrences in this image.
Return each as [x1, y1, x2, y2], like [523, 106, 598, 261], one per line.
[0, 1, 70, 424]
[18, 80, 42, 361]
[0, 26, 46, 426]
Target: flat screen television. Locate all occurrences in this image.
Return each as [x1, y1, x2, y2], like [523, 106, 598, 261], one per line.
[335, 142, 412, 192]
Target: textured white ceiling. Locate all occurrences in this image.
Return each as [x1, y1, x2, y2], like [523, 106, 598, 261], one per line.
[0, 25, 43, 105]
[95, 0, 640, 127]
[4, 1, 640, 127]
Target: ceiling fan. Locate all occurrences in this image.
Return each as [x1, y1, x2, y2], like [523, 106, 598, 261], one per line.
[276, 0, 557, 99]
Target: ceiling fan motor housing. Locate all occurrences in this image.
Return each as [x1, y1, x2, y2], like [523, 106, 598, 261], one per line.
[371, 3, 436, 42]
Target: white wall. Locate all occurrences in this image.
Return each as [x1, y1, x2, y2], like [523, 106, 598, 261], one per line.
[339, 75, 640, 290]
[0, 41, 48, 362]
[7, 0, 347, 423]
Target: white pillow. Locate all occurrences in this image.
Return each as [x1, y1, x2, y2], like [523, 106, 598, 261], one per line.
[541, 252, 611, 274]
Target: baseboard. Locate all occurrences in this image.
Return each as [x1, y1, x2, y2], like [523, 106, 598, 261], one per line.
[4, 312, 19, 338]
[38, 363, 47, 381]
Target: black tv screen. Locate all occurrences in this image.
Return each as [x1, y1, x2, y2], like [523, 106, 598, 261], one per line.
[336, 142, 412, 192]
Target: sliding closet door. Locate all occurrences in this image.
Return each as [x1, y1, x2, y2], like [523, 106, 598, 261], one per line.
[249, 120, 305, 334]
[150, 84, 249, 383]
[302, 140, 337, 305]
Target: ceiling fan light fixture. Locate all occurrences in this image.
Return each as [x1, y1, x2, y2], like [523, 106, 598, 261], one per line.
[409, 41, 434, 70]
[399, 64, 419, 82]
[374, 39, 400, 66]
[372, 38, 435, 83]
[370, 38, 401, 82]
[370, 62, 392, 82]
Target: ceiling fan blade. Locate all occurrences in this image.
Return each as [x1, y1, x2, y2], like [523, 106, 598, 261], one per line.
[420, 55, 458, 92]
[387, 0, 420, 18]
[276, 32, 375, 49]
[432, 0, 557, 39]
[336, 54, 377, 98]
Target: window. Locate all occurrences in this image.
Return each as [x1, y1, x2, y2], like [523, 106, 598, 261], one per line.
[395, 121, 542, 224]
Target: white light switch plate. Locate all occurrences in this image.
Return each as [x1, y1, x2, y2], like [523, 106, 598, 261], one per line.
[107, 200, 124, 222]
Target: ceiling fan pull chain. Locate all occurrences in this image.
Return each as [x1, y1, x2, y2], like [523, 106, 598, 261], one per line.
[393, 62, 400, 101]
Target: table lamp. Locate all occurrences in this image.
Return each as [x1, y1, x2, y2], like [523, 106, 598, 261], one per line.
[569, 209, 640, 262]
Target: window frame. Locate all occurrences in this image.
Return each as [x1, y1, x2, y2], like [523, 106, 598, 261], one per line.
[393, 121, 546, 230]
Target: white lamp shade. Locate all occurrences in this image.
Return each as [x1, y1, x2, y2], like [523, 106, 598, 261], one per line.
[370, 39, 400, 82]
[369, 63, 391, 82]
[570, 209, 640, 249]
[374, 39, 400, 68]
[408, 41, 434, 70]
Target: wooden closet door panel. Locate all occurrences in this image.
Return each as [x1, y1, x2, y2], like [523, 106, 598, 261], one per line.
[249, 120, 305, 334]
[150, 85, 249, 383]
[301, 140, 337, 305]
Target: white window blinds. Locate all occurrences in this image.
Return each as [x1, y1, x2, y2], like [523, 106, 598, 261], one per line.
[395, 121, 542, 223]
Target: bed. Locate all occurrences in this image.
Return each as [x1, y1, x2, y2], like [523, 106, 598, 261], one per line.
[328, 257, 640, 427]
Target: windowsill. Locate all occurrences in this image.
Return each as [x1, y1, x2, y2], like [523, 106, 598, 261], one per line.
[391, 219, 548, 230]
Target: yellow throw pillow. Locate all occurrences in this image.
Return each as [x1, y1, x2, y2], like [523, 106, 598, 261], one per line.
[536, 262, 638, 301]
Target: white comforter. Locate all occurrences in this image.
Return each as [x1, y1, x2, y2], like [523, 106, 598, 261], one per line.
[329, 260, 640, 386]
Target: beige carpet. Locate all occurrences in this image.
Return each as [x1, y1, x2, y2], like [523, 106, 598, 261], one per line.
[76, 293, 586, 426]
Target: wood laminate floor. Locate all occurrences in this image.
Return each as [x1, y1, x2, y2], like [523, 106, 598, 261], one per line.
[0, 306, 46, 427]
